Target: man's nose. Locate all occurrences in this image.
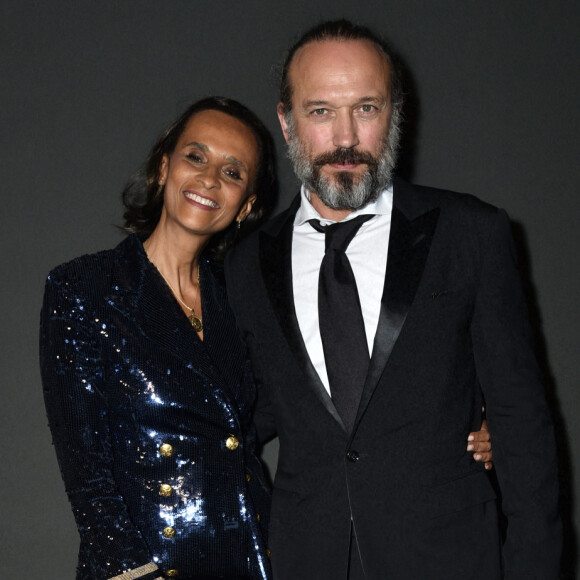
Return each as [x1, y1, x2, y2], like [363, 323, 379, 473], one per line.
[332, 110, 359, 149]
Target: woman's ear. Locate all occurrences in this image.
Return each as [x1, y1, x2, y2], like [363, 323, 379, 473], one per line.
[236, 194, 257, 223]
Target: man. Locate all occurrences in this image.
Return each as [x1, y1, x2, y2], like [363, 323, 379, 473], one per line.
[226, 20, 561, 579]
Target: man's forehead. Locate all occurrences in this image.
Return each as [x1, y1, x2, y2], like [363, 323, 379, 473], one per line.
[287, 38, 391, 100]
[291, 38, 389, 73]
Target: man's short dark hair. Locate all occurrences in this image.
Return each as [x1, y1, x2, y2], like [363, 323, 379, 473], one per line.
[278, 19, 404, 115]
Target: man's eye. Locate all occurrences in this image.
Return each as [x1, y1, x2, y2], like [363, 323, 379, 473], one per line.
[360, 104, 376, 113]
[311, 108, 328, 116]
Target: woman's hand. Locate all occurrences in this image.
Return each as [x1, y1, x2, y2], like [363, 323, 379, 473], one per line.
[467, 417, 492, 470]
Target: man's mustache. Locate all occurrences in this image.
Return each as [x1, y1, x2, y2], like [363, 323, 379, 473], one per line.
[312, 148, 378, 169]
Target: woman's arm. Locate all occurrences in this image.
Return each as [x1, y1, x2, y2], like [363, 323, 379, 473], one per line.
[40, 270, 162, 580]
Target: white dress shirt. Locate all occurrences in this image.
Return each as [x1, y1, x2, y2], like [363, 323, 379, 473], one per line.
[292, 184, 393, 394]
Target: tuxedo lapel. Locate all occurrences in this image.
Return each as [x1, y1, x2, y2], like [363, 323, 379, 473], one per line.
[353, 182, 440, 432]
[259, 198, 345, 429]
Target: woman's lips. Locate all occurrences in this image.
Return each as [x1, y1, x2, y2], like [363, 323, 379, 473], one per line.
[184, 191, 220, 209]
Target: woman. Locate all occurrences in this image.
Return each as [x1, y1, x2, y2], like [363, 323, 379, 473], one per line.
[40, 97, 276, 580]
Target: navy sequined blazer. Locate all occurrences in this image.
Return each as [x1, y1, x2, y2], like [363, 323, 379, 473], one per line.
[40, 234, 272, 580]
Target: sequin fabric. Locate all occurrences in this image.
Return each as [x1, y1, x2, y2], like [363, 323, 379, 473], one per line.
[40, 235, 272, 580]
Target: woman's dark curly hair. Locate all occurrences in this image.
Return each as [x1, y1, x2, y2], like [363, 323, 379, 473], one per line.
[122, 96, 278, 259]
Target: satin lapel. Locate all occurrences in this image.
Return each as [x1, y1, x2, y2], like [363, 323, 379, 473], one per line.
[353, 202, 440, 432]
[259, 201, 345, 429]
[105, 236, 227, 388]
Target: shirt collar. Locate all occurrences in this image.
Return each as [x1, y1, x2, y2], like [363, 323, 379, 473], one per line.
[295, 182, 394, 227]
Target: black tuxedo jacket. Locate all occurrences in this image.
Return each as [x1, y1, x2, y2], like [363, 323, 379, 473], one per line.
[226, 178, 561, 579]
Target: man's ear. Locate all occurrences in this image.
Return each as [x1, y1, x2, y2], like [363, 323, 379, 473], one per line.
[277, 103, 291, 144]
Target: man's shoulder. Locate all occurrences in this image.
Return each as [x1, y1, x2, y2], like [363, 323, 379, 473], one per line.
[231, 197, 298, 253]
[394, 177, 499, 217]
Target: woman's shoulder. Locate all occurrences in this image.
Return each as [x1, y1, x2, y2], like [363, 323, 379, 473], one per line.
[45, 235, 139, 299]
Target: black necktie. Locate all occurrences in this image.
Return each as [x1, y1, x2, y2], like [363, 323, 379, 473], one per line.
[310, 214, 373, 432]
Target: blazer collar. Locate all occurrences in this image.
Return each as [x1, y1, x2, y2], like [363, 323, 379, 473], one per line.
[259, 197, 346, 428]
[352, 177, 440, 433]
[104, 235, 245, 391]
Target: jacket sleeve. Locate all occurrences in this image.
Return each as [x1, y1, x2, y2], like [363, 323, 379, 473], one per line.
[224, 249, 278, 444]
[39, 270, 163, 580]
[470, 209, 561, 578]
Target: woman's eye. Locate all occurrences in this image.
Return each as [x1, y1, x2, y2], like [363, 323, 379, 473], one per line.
[187, 152, 203, 163]
[225, 169, 242, 181]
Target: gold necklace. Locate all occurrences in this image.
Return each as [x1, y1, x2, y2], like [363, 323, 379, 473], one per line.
[155, 264, 203, 332]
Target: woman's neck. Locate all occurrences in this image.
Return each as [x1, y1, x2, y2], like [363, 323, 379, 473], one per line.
[143, 222, 207, 290]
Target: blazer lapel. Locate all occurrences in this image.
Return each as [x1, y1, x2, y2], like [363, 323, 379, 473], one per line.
[259, 197, 345, 429]
[353, 180, 440, 431]
[105, 235, 230, 390]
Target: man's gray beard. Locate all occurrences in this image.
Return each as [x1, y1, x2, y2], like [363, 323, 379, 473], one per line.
[285, 107, 401, 211]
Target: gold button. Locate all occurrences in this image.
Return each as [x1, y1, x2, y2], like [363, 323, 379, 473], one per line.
[225, 436, 239, 451]
[246, 473, 251, 482]
[159, 483, 173, 497]
[256, 513, 261, 522]
[162, 526, 176, 538]
[266, 548, 271, 558]
[165, 570, 179, 577]
[160, 443, 174, 457]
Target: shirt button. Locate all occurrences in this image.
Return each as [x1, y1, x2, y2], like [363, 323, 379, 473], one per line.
[160, 443, 174, 457]
[346, 450, 359, 463]
[163, 526, 176, 538]
[159, 483, 173, 497]
[225, 436, 239, 451]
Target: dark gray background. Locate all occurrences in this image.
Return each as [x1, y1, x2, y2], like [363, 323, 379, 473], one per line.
[1, 1, 578, 577]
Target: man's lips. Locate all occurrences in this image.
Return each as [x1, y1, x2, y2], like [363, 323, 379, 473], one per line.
[328, 162, 363, 170]
[184, 191, 220, 209]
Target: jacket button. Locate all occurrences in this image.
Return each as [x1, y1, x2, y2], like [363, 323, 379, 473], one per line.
[159, 483, 173, 497]
[225, 436, 239, 451]
[256, 513, 261, 522]
[266, 548, 271, 558]
[246, 473, 251, 482]
[165, 570, 179, 577]
[346, 450, 359, 463]
[160, 443, 174, 457]
[162, 526, 176, 538]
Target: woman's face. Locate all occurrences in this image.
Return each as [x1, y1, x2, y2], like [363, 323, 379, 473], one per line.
[158, 109, 259, 238]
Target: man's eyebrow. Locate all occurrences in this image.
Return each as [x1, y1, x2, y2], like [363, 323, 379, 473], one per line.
[303, 96, 387, 108]
[303, 100, 331, 108]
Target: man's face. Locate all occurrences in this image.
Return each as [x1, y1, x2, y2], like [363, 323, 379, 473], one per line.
[277, 39, 400, 214]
